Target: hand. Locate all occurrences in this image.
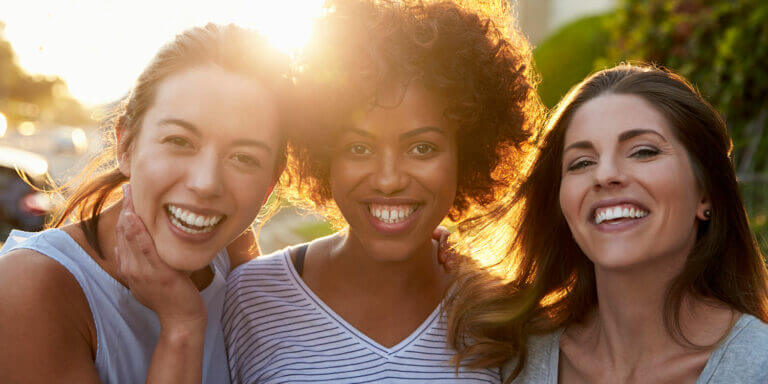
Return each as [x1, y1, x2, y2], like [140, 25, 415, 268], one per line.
[115, 184, 207, 330]
[432, 226, 457, 272]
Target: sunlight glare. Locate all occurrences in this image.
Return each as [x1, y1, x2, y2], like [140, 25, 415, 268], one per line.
[1, 0, 326, 106]
[0, 113, 7, 138]
[18, 121, 36, 136]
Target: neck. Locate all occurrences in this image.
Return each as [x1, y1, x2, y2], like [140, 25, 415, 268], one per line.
[584, 243, 734, 370]
[328, 230, 449, 297]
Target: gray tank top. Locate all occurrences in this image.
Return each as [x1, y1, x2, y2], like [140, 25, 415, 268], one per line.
[1, 229, 231, 383]
[503, 313, 768, 383]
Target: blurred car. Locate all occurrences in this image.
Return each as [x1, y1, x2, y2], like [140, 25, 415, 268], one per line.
[52, 126, 89, 155]
[0, 145, 53, 237]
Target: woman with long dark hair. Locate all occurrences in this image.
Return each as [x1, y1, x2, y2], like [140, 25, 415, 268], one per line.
[447, 64, 768, 383]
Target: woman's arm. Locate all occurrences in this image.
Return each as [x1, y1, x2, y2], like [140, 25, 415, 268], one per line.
[115, 185, 207, 384]
[0, 250, 101, 383]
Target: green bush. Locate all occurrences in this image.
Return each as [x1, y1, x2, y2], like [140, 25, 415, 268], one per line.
[533, 14, 612, 108]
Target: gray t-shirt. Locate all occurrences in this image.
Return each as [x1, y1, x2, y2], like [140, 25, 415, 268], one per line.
[502, 314, 768, 383]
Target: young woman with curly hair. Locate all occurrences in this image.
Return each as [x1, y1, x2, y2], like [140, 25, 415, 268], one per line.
[222, 0, 542, 382]
[446, 65, 768, 383]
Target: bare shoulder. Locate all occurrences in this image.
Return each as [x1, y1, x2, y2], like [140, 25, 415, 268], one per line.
[0, 247, 100, 383]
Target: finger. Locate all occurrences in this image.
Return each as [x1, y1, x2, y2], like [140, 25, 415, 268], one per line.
[115, 223, 136, 280]
[113, 245, 123, 279]
[121, 183, 137, 213]
[124, 211, 165, 269]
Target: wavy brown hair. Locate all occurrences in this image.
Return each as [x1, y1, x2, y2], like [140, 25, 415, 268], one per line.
[446, 64, 768, 380]
[282, 0, 542, 225]
[48, 23, 291, 256]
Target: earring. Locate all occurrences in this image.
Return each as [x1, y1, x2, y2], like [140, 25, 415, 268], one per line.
[704, 209, 712, 218]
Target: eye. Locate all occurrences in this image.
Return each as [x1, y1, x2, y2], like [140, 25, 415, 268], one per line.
[567, 159, 595, 172]
[346, 143, 373, 156]
[163, 136, 193, 149]
[231, 153, 261, 168]
[408, 143, 436, 156]
[631, 146, 660, 159]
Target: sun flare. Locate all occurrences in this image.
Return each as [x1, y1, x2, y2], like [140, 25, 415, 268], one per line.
[1, 0, 326, 106]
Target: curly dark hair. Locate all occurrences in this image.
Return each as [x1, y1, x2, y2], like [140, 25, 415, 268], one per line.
[283, 0, 542, 224]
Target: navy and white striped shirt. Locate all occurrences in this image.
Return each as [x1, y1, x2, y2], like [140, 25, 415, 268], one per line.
[223, 248, 501, 383]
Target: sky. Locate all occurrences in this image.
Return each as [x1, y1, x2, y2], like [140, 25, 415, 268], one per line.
[0, 0, 326, 106]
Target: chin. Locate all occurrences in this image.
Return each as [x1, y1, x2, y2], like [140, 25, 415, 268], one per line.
[157, 245, 218, 273]
[586, 244, 651, 271]
[364, 239, 421, 262]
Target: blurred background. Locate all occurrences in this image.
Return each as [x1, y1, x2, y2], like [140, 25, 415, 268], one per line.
[0, 0, 765, 253]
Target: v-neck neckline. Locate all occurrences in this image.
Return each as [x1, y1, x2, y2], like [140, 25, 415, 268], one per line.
[281, 249, 443, 357]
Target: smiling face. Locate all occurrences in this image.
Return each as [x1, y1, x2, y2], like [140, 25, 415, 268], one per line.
[118, 65, 281, 272]
[558, 94, 710, 270]
[330, 83, 458, 261]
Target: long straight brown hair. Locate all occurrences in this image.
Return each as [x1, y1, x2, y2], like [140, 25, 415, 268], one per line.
[47, 23, 290, 257]
[446, 64, 768, 380]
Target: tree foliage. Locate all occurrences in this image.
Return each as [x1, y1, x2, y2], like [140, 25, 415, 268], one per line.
[0, 22, 91, 126]
[603, 0, 768, 174]
[533, 14, 611, 108]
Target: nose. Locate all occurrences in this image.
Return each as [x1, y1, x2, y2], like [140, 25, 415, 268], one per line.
[593, 155, 627, 190]
[369, 149, 409, 195]
[185, 150, 224, 199]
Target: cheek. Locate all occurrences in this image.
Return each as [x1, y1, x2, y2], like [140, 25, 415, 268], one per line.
[558, 176, 583, 226]
[329, 160, 367, 197]
[128, 148, 183, 223]
[424, 159, 457, 204]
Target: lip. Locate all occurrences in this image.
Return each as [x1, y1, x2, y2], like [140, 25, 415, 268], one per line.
[360, 197, 422, 205]
[361, 197, 423, 235]
[164, 206, 222, 244]
[593, 214, 649, 233]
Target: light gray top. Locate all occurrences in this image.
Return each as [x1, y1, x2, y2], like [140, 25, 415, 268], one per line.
[1, 229, 231, 384]
[502, 314, 768, 384]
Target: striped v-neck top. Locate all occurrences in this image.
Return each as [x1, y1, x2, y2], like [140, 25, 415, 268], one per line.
[223, 248, 501, 383]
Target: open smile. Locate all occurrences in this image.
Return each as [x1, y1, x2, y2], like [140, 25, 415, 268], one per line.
[363, 201, 423, 234]
[164, 204, 226, 241]
[590, 201, 651, 232]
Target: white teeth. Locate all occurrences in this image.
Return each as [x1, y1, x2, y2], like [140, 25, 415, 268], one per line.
[166, 204, 223, 234]
[368, 203, 418, 224]
[594, 205, 649, 224]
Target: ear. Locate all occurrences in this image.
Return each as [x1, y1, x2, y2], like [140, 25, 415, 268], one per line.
[696, 194, 712, 221]
[115, 119, 132, 178]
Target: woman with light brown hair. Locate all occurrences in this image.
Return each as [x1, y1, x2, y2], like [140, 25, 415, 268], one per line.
[446, 64, 768, 383]
[0, 24, 290, 383]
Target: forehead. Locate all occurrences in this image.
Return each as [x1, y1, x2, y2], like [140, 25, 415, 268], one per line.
[147, 65, 280, 141]
[350, 82, 452, 133]
[565, 93, 673, 145]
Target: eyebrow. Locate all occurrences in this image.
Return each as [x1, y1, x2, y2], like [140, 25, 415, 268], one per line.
[341, 126, 446, 141]
[618, 129, 668, 143]
[399, 126, 446, 140]
[159, 118, 199, 134]
[563, 128, 668, 153]
[159, 118, 272, 153]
